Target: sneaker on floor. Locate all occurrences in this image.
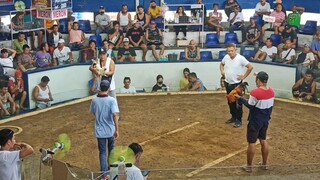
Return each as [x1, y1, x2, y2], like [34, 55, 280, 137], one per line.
[258, 162, 268, 170]
[242, 165, 252, 173]
[225, 118, 236, 124]
[234, 120, 242, 128]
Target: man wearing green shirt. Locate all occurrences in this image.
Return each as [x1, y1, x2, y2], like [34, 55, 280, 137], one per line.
[287, 6, 304, 30]
[13, 32, 27, 55]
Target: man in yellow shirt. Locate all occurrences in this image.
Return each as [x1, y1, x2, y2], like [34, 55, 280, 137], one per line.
[148, 0, 162, 20]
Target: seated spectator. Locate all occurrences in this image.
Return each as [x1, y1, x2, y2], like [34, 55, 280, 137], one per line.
[33, 76, 53, 109]
[148, 0, 163, 20]
[45, 19, 59, 33]
[53, 39, 73, 65]
[152, 74, 167, 92]
[187, 72, 205, 91]
[146, 21, 165, 61]
[13, 32, 27, 55]
[135, 5, 150, 31]
[296, 44, 315, 77]
[102, 40, 116, 60]
[47, 25, 62, 54]
[0, 17, 10, 40]
[208, 3, 223, 38]
[118, 38, 136, 62]
[0, 83, 19, 115]
[278, 25, 297, 49]
[254, 0, 271, 17]
[287, 6, 304, 31]
[185, 40, 200, 61]
[88, 73, 100, 95]
[17, 45, 36, 72]
[276, 39, 296, 64]
[25, 10, 44, 50]
[180, 68, 190, 90]
[108, 21, 124, 49]
[229, 7, 246, 43]
[11, 12, 24, 31]
[68, 21, 86, 50]
[191, 0, 207, 27]
[117, 4, 132, 32]
[242, 17, 261, 50]
[36, 42, 55, 68]
[0, 48, 16, 77]
[127, 20, 148, 61]
[95, 6, 111, 35]
[292, 69, 319, 103]
[82, 40, 97, 63]
[120, 77, 136, 94]
[253, 38, 277, 62]
[174, 6, 187, 40]
[8, 71, 26, 109]
[261, 4, 286, 39]
[223, 0, 241, 18]
[311, 31, 320, 67]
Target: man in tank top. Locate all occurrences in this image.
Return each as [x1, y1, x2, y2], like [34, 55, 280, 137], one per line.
[117, 4, 132, 32]
[33, 76, 53, 109]
[68, 21, 86, 51]
[135, 5, 150, 31]
[292, 69, 319, 103]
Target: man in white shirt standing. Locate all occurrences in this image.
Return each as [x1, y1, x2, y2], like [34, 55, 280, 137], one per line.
[0, 128, 34, 180]
[229, 7, 246, 43]
[95, 6, 111, 35]
[254, 0, 271, 17]
[220, 43, 253, 128]
[120, 77, 137, 94]
[253, 38, 277, 62]
[53, 39, 73, 65]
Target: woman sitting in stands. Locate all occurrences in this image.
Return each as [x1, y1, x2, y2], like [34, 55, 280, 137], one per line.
[107, 21, 124, 49]
[174, 6, 187, 40]
[82, 40, 97, 63]
[180, 68, 190, 91]
[36, 42, 56, 68]
[184, 40, 200, 61]
[17, 45, 36, 72]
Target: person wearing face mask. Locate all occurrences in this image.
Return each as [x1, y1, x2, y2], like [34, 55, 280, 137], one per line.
[95, 6, 111, 35]
[152, 74, 167, 92]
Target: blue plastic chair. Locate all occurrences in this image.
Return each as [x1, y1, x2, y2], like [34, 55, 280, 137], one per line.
[219, 50, 227, 60]
[200, 51, 213, 61]
[154, 18, 164, 29]
[299, 20, 317, 35]
[78, 20, 92, 33]
[253, 16, 264, 28]
[225, 33, 239, 45]
[270, 34, 282, 47]
[179, 51, 185, 60]
[242, 50, 255, 60]
[89, 35, 102, 47]
[206, 33, 221, 48]
[59, 19, 69, 34]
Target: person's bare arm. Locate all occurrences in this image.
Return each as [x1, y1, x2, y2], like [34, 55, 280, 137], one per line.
[6, 48, 17, 58]
[106, 59, 115, 76]
[81, 32, 86, 44]
[117, 12, 120, 22]
[69, 52, 73, 63]
[238, 63, 253, 80]
[48, 86, 53, 101]
[297, 6, 305, 15]
[16, 143, 34, 159]
[189, 82, 201, 91]
[116, 36, 123, 47]
[144, 14, 150, 29]
[184, 48, 191, 60]
[68, 21, 73, 32]
[309, 81, 316, 96]
[7, 93, 16, 113]
[292, 79, 302, 91]
[220, 63, 225, 76]
[113, 113, 119, 139]
[196, 47, 201, 61]
[145, 29, 151, 42]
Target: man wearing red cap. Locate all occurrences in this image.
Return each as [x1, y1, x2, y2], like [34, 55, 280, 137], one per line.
[8, 71, 27, 110]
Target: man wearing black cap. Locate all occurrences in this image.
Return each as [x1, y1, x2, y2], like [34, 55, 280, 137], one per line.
[235, 71, 275, 173]
[0, 129, 34, 180]
[95, 6, 111, 35]
[90, 80, 120, 179]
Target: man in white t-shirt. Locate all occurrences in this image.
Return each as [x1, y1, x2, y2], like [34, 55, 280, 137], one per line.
[253, 38, 277, 62]
[220, 43, 253, 128]
[277, 39, 296, 64]
[254, 0, 271, 16]
[229, 7, 246, 43]
[95, 6, 111, 35]
[0, 128, 34, 180]
[120, 77, 137, 94]
[0, 48, 17, 77]
[53, 39, 73, 65]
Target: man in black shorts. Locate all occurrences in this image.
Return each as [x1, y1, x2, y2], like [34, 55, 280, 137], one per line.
[146, 20, 165, 61]
[236, 71, 275, 172]
[127, 20, 148, 61]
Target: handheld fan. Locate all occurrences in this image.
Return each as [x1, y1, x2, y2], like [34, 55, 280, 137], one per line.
[14, 1, 26, 11]
[109, 146, 136, 166]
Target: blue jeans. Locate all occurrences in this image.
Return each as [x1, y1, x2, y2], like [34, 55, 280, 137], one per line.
[96, 26, 111, 35]
[97, 137, 115, 176]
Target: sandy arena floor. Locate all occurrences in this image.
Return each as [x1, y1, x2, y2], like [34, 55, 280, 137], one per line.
[1, 93, 320, 179]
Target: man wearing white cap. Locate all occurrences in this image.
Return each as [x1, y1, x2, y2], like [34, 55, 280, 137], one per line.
[127, 20, 148, 61]
[118, 38, 136, 62]
[95, 6, 111, 35]
[53, 39, 73, 65]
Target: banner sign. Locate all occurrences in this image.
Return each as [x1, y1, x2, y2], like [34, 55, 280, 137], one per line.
[52, 0, 72, 10]
[37, 9, 67, 20]
[0, 0, 14, 6]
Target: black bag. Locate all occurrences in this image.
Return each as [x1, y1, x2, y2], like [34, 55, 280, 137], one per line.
[296, 52, 307, 64]
[101, 75, 112, 83]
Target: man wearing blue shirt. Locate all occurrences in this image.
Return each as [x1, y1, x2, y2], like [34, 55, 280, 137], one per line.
[90, 80, 120, 179]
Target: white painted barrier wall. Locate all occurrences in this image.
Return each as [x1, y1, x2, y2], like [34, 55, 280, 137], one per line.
[25, 61, 296, 109]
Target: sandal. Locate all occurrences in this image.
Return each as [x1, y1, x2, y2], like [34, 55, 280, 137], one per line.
[242, 165, 252, 173]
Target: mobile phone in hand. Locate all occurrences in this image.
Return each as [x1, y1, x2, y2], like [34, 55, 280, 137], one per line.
[142, 170, 150, 177]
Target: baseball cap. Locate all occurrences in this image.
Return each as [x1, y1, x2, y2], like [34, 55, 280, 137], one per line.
[15, 70, 22, 78]
[255, 71, 269, 83]
[100, 80, 110, 89]
[58, 39, 65, 44]
[99, 6, 105, 9]
[99, 48, 107, 55]
[123, 38, 129, 42]
[304, 43, 310, 48]
[150, 20, 156, 24]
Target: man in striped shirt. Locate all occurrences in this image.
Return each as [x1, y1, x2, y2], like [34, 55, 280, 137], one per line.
[236, 71, 275, 173]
